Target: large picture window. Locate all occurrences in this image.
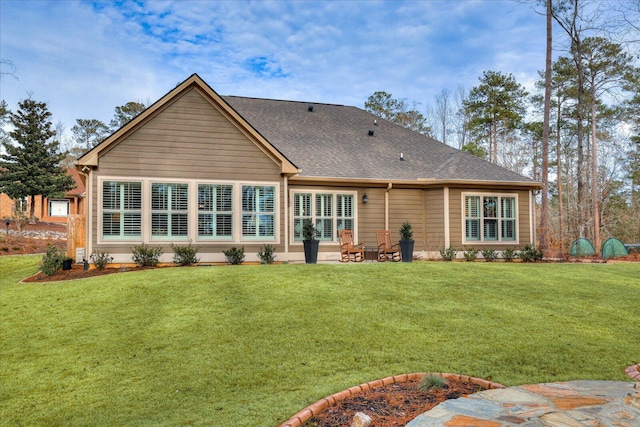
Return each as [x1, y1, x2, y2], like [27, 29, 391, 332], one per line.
[151, 182, 189, 239]
[242, 185, 276, 239]
[464, 194, 517, 243]
[102, 181, 142, 239]
[292, 192, 355, 241]
[198, 184, 233, 239]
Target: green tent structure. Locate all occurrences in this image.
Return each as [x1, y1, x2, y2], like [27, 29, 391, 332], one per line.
[570, 238, 596, 256]
[601, 238, 628, 259]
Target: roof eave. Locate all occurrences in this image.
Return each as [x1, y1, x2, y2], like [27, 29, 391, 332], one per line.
[289, 175, 542, 189]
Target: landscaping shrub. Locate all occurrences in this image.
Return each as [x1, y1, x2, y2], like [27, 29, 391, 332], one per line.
[41, 244, 66, 276]
[419, 374, 447, 392]
[131, 244, 163, 267]
[519, 244, 544, 262]
[481, 248, 498, 262]
[257, 244, 276, 264]
[171, 241, 200, 266]
[463, 248, 478, 262]
[503, 247, 518, 262]
[223, 246, 245, 265]
[90, 250, 113, 270]
[439, 247, 457, 261]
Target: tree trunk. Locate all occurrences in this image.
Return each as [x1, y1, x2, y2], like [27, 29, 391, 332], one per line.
[29, 196, 37, 224]
[539, 0, 552, 252]
[591, 98, 601, 254]
[557, 98, 565, 256]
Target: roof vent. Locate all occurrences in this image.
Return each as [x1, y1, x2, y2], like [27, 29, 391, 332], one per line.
[368, 130, 374, 136]
[374, 119, 378, 126]
[308, 105, 314, 112]
[400, 152, 405, 161]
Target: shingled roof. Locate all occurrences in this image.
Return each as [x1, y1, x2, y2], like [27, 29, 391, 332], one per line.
[222, 96, 539, 186]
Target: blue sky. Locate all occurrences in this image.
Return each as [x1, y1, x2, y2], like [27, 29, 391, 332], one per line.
[2, 0, 553, 142]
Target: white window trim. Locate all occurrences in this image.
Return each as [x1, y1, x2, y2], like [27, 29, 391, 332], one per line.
[49, 199, 70, 217]
[461, 192, 519, 245]
[97, 176, 279, 245]
[289, 189, 358, 245]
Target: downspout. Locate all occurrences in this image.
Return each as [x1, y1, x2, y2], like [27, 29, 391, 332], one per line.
[385, 183, 392, 231]
[443, 187, 450, 248]
[530, 190, 536, 246]
[77, 166, 92, 260]
[283, 175, 289, 261]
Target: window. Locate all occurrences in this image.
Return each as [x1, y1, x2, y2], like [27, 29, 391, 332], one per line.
[198, 184, 233, 239]
[151, 183, 188, 239]
[242, 185, 275, 239]
[102, 181, 142, 239]
[292, 192, 355, 241]
[464, 194, 517, 243]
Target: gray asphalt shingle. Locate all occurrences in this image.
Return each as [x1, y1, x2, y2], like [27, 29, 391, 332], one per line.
[223, 96, 538, 184]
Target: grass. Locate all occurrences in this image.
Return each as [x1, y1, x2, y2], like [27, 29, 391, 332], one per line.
[1, 256, 639, 426]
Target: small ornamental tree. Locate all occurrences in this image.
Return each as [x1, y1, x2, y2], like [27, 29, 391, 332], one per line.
[0, 98, 75, 223]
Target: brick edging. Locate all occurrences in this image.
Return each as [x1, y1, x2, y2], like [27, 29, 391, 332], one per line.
[278, 372, 505, 427]
[625, 364, 640, 381]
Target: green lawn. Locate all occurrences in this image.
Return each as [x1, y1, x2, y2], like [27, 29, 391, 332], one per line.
[1, 256, 638, 426]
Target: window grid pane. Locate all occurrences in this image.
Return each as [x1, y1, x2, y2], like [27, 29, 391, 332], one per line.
[315, 194, 333, 240]
[465, 195, 516, 243]
[151, 183, 188, 238]
[242, 186, 276, 239]
[198, 184, 233, 239]
[102, 181, 141, 239]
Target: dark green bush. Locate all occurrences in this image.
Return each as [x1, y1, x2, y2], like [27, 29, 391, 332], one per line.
[257, 244, 276, 264]
[481, 248, 498, 262]
[503, 247, 518, 262]
[90, 250, 113, 270]
[399, 221, 413, 241]
[519, 244, 544, 262]
[131, 244, 163, 267]
[41, 244, 66, 276]
[171, 241, 200, 266]
[223, 246, 245, 265]
[439, 247, 457, 261]
[463, 248, 479, 262]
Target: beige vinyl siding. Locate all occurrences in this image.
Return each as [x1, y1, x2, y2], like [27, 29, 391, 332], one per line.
[388, 189, 425, 250]
[98, 88, 281, 181]
[448, 188, 531, 249]
[424, 188, 446, 251]
[90, 88, 285, 258]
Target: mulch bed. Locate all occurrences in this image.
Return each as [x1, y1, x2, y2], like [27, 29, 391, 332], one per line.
[302, 378, 485, 427]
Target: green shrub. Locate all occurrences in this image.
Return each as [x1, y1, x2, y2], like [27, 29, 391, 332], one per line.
[463, 248, 478, 262]
[519, 244, 544, 262]
[399, 221, 413, 241]
[302, 219, 317, 241]
[223, 246, 245, 265]
[131, 244, 163, 267]
[257, 244, 276, 264]
[41, 245, 66, 276]
[503, 247, 518, 262]
[171, 241, 200, 266]
[439, 247, 457, 261]
[90, 250, 113, 270]
[419, 374, 447, 392]
[481, 248, 498, 262]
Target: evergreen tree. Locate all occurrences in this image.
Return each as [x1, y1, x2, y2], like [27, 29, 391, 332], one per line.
[71, 118, 110, 150]
[110, 101, 146, 130]
[0, 98, 75, 223]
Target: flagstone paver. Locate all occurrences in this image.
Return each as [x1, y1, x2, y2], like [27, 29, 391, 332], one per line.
[407, 380, 640, 427]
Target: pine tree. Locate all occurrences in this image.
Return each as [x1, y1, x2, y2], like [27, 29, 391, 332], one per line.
[0, 98, 75, 223]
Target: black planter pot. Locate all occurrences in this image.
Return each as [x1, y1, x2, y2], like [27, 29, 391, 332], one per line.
[399, 240, 414, 262]
[62, 258, 73, 270]
[303, 240, 319, 264]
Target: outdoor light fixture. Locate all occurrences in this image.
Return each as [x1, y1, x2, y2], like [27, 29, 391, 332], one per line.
[362, 193, 368, 204]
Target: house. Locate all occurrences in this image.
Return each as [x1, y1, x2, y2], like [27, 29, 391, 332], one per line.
[1, 167, 85, 224]
[75, 74, 541, 264]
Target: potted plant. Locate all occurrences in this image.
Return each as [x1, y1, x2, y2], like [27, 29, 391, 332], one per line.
[399, 221, 414, 262]
[302, 219, 319, 264]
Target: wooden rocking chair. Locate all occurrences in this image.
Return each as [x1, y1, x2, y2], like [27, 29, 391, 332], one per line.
[376, 230, 401, 262]
[338, 229, 365, 262]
